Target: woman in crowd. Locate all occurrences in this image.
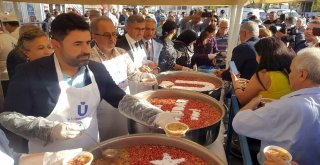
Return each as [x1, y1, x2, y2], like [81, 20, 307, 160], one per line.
[173, 29, 197, 68]
[7, 25, 52, 79]
[158, 21, 193, 71]
[231, 37, 295, 105]
[191, 24, 219, 67]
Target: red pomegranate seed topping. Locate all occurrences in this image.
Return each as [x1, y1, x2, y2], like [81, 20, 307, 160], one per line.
[149, 97, 221, 129]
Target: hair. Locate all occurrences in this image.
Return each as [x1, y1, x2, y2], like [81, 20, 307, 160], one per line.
[19, 24, 39, 36]
[3, 21, 19, 27]
[259, 28, 272, 38]
[176, 29, 197, 46]
[161, 20, 177, 38]
[90, 16, 113, 34]
[17, 28, 47, 52]
[240, 21, 259, 36]
[219, 19, 229, 27]
[50, 13, 89, 41]
[295, 48, 320, 84]
[254, 37, 296, 89]
[89, 9, 101, 16]
[286, 16, 297, 25]
[145, 18, 156, 24]
[126, 14, 145, 26]
[197, 24, 217, 46]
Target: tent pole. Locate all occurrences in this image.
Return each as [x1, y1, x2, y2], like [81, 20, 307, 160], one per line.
[0, 0, 4, 13]
[225, 4, 244, 67]
[225, 5, 237, 65]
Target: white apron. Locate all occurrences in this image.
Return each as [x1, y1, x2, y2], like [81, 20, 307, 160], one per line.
[97, 52, 129, 141]
[101, 55, 129, 93]
[28, 55, 101, 153]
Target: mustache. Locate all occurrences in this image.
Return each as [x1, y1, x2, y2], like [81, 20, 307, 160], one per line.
[77, 53, 91, 58]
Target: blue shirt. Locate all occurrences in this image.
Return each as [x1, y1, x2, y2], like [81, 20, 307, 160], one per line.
[233, 87, 320, 165]
[62, 66, 86, 88]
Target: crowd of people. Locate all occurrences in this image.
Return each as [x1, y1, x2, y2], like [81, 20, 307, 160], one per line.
[0, 6, 318, 165]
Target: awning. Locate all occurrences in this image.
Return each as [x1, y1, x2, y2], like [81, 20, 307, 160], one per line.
[6, 0, 247, 5]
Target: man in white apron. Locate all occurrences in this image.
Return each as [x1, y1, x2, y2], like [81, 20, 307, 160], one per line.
[4, 13, 181, 153]
[116, 14, 155, 94]
[90, 16, 156, 141]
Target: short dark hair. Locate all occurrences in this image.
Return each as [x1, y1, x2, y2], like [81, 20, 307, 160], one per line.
[3, 21, 19, 27]
[254, 37, 296, 89]
[50, 12, 89, 41]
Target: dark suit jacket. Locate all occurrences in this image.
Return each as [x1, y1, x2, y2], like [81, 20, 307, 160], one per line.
[222, 37, 259, 81]
[293, 40, 307, 53]
[116, 35, 144, 62]
[4, 55, 125, 117]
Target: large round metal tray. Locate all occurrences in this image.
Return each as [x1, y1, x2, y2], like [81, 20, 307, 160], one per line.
[128, 89, 226, 146]
[156, 71, 224, 100]
[89, 133, 225, 165]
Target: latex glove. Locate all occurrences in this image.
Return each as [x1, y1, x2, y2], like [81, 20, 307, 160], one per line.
[140, 72, 157, 85]
[182, 66, 193, 71]
[154, 112, 183, 129]
[50, 122, 85, 141]
[43, 148, 83, 165]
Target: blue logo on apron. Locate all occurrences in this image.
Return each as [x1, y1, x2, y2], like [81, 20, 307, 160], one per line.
[77, 102, 88, 116]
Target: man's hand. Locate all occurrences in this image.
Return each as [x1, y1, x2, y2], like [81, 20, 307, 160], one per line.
[50, 122, 85, 141]
[43, 148, 83, 165]
[240, 96, 262, 111]
[154, 112, 183, 129]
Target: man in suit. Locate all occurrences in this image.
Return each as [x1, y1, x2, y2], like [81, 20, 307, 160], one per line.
[116, 14, 148, 68]
[3, 13, 179, 153]
[143, 18, 163, 74]
[221, 21, 259, 81]
[293, 20, 320, 53]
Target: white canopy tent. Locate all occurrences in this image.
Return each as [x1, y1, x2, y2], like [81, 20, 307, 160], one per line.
[0, 0, 311, 65]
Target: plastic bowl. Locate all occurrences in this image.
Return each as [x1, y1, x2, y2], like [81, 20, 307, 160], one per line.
[63, 151, 94, 165]
[263, 145, 292, 162]
[165, 122, 189, 137]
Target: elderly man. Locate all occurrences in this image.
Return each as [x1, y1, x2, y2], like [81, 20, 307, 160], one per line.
[221, 21, 259, 81]
[88, 9, 101, 22]
[143, 18, 163, 73]
[216, 19, 229, 52]
[233, 48, 320, 165]
[294, 20, 320, 52]
[116, 14, 147, 68]
[90, 16, 156, 140]
[4, 13, 179, 153]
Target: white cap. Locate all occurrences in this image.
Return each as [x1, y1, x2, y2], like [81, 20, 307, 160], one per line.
[0, 13, 19, 22]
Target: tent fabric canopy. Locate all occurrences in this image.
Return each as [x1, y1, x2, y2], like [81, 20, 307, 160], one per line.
[7, 0, 248, 5]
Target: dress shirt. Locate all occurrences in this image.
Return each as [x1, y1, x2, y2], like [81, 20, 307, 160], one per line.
[233, 87, 320, 165]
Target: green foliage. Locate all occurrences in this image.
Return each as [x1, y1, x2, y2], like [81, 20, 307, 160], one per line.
[313, 0, 320, 12]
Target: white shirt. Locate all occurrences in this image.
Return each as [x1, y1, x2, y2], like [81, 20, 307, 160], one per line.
[233, 87, 320, 165]
[0, 32, 17, 80]
[10, 27, 20, 39]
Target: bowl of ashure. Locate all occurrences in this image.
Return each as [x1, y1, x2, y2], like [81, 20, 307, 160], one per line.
[165, 122, 189, 137]
[63, 151, 94, 165]
[263, 145, 292, 162]
[128, 89, 226, 146]
[89, 134, 224, 165]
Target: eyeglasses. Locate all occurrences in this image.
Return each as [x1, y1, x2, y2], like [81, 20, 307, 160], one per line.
[93, 32, 118, 39]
